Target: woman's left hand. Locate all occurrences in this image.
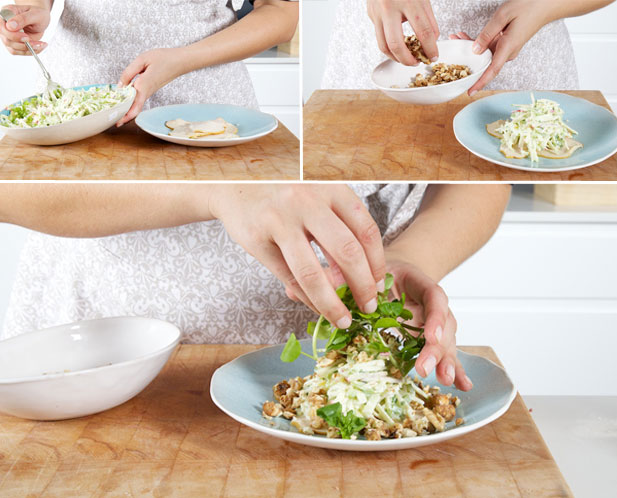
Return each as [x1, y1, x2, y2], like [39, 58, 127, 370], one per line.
[451, 0, 552, 96]
[116, 48, 184, 126]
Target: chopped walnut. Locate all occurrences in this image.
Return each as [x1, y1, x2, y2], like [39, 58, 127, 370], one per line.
[365, 428, 382, 441]
[408, 62, 472, 88]
[262, 401, 282, 418]
[433, 403, 456, 422]
[455, 417, 464, 426]
[404, 35, 430, 64]
[273, 381, 290, 401]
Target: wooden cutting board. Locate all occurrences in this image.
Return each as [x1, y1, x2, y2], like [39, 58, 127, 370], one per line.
[303, 90, 617, 181]
[0, 345, 571, 497]
[0, 122, 300, 181]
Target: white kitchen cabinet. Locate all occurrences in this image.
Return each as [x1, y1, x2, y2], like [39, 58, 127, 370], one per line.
[245, 49, 300, 137]
[442, 187, 617, 396]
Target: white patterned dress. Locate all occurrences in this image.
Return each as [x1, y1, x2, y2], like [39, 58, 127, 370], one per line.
[322, 0, 579, 90]
[39, 0, 260, 109]
[3, 185, 427, 344]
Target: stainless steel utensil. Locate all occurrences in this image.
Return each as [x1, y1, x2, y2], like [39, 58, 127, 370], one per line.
[0, 8, 64, 99]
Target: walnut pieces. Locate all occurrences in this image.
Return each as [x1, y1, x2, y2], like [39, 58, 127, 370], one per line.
[410, 63, 471, 88]
[404, 35, 430, 64]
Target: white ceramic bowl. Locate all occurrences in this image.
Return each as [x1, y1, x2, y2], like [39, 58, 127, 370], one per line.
[372, 40, 492, 105]
[0, 317, 180, 420]
[0, 84, 136, 146]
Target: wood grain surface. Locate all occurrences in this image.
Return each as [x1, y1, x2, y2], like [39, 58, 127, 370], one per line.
[0, 345, 572, 497]
[303, 90, 617, 181]
[0, 122, 300, 181]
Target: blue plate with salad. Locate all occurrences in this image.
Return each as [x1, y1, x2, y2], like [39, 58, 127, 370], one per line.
[0, 84, 135, 146]
[454, 91, 617, 172]
[211, 276, 516, 451]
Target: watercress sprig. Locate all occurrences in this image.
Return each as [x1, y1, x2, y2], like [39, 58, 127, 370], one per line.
[280, 273, 425, 377]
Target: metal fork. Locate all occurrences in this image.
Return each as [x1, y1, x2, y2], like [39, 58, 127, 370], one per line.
[1, 8, 64, 99]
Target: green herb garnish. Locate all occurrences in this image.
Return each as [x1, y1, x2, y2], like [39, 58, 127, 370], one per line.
[280, 272, 425, 377]
[316, 402, 366, 439]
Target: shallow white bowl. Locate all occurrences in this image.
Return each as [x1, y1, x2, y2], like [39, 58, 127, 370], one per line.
[372, 40, 492, 105]
[0, 316, 180, 420]
[0, 84, 136, 146]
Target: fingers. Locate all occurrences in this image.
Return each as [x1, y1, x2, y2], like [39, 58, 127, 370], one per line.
[453, 358, 473, 391]
[450, 31, 472, 41]
[472, 6, 509, 55]
[382, 12, 416, 65]
[405, 3, 439, 61]
[468, 36, 511, 96]
[305, 208, 378, 314]
[331, 189, 386, 292]
[116, 84, 147, 126]
[0, 34, 46, 55]
[373, 22, 396, 61]
[118, 56, 146, 88]
[277, 232, 352, 329]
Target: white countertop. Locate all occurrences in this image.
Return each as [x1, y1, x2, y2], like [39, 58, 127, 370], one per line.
[523, 395, 617, 498]
[504, 186, 617, 223]
[245, 47, 299, 64]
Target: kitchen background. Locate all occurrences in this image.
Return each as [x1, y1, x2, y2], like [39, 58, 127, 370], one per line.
[303, 0, 617, 111]
[0, 0, 300, 136]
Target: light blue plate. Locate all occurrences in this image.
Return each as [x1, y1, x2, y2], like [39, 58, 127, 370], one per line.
[135, 103, 278, 147]
[453, 91, 617, 172]
[210, 339, 516, 451]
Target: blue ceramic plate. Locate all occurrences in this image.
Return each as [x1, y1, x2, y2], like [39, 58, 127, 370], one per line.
[210, 339, 516, 451]
[135, 103, 278, 147]
[453, 91, 617, 172]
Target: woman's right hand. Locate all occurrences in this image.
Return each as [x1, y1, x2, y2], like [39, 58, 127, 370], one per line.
[210, 185, 387, 330]
[367, 0, 439, 65]
[0, 4, 50, 55]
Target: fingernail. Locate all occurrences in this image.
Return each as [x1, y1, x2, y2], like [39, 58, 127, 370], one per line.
[469, 90, 477, 97]
[20, 37, 29, 43]
[464, 375, 473, 387]
[363, 298, 377, 313]
[7, 21, 18, 30]
[336, 316, 352, 330]
[116, 81, 124, 88]
[422, 355, 436, 377]
[376, 279, 385, 293]
[435, 326, 443, 343]
[472, 42, 482, 54]
[446, 364, 455, 384]
[430, 56, 439, 62]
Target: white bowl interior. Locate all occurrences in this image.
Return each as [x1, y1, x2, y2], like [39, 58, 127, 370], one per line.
[0, 317, 179, 380]
[372, 39, 492, 91]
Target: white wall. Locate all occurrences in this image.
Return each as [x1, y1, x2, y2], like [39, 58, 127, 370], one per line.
[303, 0, 617, 111]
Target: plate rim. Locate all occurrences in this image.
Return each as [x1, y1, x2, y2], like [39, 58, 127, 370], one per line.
[209, 342, 517, 451]
[453, 90, 617, 172]
[134, 103, 279, 144]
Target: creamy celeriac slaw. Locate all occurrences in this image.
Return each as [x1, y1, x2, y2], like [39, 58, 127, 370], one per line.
[1, 85, 133, 129]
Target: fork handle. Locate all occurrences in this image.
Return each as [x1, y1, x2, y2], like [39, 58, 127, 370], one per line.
[24, 40, 51, 81]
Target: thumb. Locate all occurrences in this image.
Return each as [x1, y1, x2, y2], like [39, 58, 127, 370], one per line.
[118, 56, 146, 88]
[4, 6, 43, 32]
[472, 14, 507, 55]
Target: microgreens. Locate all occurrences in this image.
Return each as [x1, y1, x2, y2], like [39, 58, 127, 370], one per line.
[316, 402, 366, 439]
[280, 273, 425, 377]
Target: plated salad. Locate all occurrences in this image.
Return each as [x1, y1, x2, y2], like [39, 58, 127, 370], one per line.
[262, 274, 462, 440]
[0, 85, 133, 129]
[486, 93, 583, 162]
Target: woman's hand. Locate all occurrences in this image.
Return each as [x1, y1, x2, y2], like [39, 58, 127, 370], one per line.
[0, 4, 50, 55]
[116, 48, 185, 126]
[452, 0, 553, 96]
[210, 185, 387, 330]
[367, 0, 439, 65]
[386, 259, 473, 390]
